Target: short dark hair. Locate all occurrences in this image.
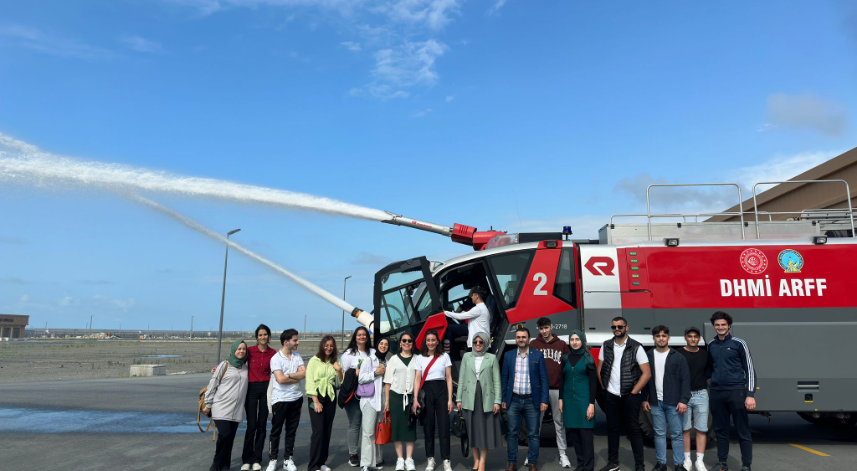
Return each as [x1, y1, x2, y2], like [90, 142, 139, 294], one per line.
[611, 317, 628, 325]
[420, 330, 442, 358]
[254, 324, 271, 339]
[652, 325, 669, 336]
[711, 311, 733, 326]
[470, 286, 489, 301]
[315, 335, 338, 363]
[515, 326, 530, 338]
[537, 317, 551, 328]
[280, 328, 299, 345]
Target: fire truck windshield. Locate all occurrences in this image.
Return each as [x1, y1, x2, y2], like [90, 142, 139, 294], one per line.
[377, 279, 433, 334]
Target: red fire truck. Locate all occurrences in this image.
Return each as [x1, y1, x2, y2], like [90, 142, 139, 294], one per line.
[367, 182, 857, 429]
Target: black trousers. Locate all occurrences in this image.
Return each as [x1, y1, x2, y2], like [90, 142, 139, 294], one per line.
[307, 395, 336, 471]
[711, 389, 752, 467]
[566, 428, 594, 471]
[422, 380, 451, 460]
[212, 420, 240, 471]
[604, 392, 644, 467]
[269, 398, 304, 462]
[243, 382, 270, 465]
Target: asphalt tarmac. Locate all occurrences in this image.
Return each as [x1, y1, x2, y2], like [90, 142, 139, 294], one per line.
[0, 374, 854, 471]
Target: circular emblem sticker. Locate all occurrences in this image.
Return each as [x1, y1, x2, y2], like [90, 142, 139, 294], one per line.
[740, 248, 768, 274]
[778, 249, 803, 273]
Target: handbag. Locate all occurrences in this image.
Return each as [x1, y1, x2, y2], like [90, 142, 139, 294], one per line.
[356, 357, 376, 398]
[416, 355, 441, 423]
[197, 362, 228, 441]
[453, 408, 469, 457]
[375, 410, 392, 445]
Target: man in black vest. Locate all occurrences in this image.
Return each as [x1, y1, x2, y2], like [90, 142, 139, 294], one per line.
[596, 317, 652, 471]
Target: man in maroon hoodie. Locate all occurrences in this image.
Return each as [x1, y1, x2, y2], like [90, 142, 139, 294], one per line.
[530, 317, 572, 468]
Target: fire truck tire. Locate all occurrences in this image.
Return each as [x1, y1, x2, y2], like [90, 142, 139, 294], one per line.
[797, 412, 857, 428]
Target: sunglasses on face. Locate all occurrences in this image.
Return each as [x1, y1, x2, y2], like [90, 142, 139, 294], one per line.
[611, 325, 626, 330]
[400, 338, 413, 343]
[473, 340, 484, 345]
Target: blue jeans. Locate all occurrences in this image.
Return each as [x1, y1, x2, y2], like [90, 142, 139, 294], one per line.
[650, 401, 685, 466]
[506, 394, 540, 464]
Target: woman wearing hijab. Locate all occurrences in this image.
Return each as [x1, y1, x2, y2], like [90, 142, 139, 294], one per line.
[204, 340, 250, 471]
[455, 332, 502, 471]
[558, 331, 597, 471]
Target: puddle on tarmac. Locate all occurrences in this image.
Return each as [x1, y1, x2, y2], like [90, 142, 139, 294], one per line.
[0, 408, 200, 434]
[140, 354, 182, 358]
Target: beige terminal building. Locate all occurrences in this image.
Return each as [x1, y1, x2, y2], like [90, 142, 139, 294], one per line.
[1, 314, 29, 339]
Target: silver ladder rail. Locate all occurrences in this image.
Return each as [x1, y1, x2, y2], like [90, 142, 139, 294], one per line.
[610, 211, 772, 225]
[646, 183, 745, 241]
[752, 180, 856, 238]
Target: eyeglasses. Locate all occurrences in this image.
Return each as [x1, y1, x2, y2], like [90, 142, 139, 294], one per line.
[400, 339, 413, 344]
[473, 340, 485, 345]
[611, 325, 626, 330]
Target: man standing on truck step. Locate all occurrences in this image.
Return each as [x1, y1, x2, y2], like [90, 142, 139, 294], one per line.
[677, 326, 711, 471]
[641, 325, 691, 471]
[706, 312, 756, 471]
[530, 317, 572, 468]
[596, 317, 651, 471]
[443, 286, 491, 352]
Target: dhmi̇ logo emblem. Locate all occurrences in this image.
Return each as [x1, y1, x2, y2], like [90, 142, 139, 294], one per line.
[778, 249, 803, 273]
[739, 248, 768, 275]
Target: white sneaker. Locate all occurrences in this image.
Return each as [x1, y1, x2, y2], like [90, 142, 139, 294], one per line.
[425, 457, 436, 471]
[695, 459, 708, 471]
[266, 460, 278, 471]
[683, 458, 692, 471]
[405, 458, 416, 471]
[284, 459, 297, 471]
[396, 458, 406, 471]
[253, 464, 262, 471]
[559, 454, 571, 468]
[524, 459, 528, 466]
[362, 467, 370, 471]
[321, 466, 331, 471]
[242, 465, 251, 471]
[442, 460, 452, 471]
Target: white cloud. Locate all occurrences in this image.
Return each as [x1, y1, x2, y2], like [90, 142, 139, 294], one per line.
[488, 0, 508, 15]
[411, 108, 433, 118]
[733, 150, 843, 194]
[0, 23, 114, 60]
[340, 41, 362, 52]
[367, 84, 409, 99]
[445, 95, 454, 102]
[120, 35, 162, 53]
[766, 93, 848, 136]
[19, 294, 29, 302]
[615, 173, 741, 215]
[348, 87, 366, 97]
[373, 39, 445, 87]
[376, 0, 463, 31]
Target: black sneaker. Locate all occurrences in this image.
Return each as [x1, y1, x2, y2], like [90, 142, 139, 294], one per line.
[739, 467, 751, 471]
[675, 466, 687, 471]
[598, 463, 620, 471]
[715, 463, 728, 471]
[654, 463, 666, 471]
[349, 455, 360, 467]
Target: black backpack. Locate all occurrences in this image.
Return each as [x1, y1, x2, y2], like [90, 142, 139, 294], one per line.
[338, 368, 358, 409]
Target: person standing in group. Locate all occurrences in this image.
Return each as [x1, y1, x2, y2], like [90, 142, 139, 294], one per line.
[558, 331, 597, 471]
[456, 331, 502, 471]
[707, 312, 756, 471]
[443, 286, 492, 352]
[530, 317, 572, 468]
[641, 326, 691, 471]
[242, 324, 277, 471]
[305, 335, 343, 471]
[677, 327, 711, 471]
[204, 340, 250, 471]
[384, 333, 418, 471]
[340, 327, 375, 467]
[374, 338, 391, 467]
[412, 330, 454, 471]
[596, 317, 651, 471]
[355, 336, 386, 471]
[267, 329, 306, 471]
[501, 327, 549, 471]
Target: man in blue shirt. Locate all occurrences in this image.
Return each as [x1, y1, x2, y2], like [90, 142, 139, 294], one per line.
[501, 327, 549, 471]
[706, 312, 757, 471]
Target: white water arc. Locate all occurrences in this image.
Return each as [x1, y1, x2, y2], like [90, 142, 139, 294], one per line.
[0, 132, 388, 222]
[133, 195, 360, 315]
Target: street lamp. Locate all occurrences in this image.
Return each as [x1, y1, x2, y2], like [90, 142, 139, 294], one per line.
[342, 275, 352, 350]
[216, 228, 241, 363]
[190, 316, 194, 342]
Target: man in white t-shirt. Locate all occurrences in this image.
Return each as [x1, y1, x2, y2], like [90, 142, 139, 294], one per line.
[642, 326, 690, 471]
[596, 317, 651, 471]
[443, 286, 491, 353]
[266, 329, 306, 471]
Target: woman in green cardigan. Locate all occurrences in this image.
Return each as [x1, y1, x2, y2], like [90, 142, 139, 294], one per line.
[305, 335, 343, 471]
[455, 331, 502, 471]
[558, 330, 597, 471]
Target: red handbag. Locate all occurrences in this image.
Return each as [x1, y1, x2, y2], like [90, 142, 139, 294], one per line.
[375, 410, 392, 445]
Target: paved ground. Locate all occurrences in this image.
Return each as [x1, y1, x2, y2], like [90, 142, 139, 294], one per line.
[0, 375, 854, 471]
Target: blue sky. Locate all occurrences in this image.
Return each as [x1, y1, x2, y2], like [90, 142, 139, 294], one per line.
[1, 0, 855, 333]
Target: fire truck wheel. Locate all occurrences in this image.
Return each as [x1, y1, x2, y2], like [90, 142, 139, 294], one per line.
[797, 412, 857, 428]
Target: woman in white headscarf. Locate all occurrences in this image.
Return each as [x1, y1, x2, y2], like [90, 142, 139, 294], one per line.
[455, 332, 502, 471]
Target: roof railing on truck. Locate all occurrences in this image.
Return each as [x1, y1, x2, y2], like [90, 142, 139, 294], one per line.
[752, 180, 855, 238]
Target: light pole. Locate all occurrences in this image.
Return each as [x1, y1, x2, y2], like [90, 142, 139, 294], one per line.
[216, 228, 241, 363]
[190, 316, 194, 341]
[342, 275, 352, 350]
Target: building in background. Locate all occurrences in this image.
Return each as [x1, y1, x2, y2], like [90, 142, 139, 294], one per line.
[1, 314, 29, 339]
